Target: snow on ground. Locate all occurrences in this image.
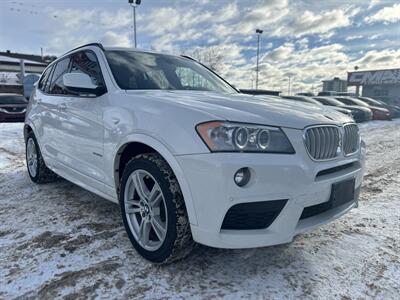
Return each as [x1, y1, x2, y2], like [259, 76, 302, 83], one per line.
[0, 120, 399, 299]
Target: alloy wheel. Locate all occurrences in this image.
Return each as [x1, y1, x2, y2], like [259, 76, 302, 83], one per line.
[124, 169, 168, 251]
[27, 138, 38, 178]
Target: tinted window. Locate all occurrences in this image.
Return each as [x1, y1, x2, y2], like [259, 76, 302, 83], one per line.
[314, 97, 330, 105]
[335, 98, 353, 105]
[337, 97, 369, 107]
[0, 95, 27, 105]
[105, 50, 236, 93]
[49, 58, 71, 95]
[70, 51, 105, 88]
[38, 65, 53, 92]
[283, 96, 319, 104]
[316, 97, 344, 106]
[359, 97, 381, 106]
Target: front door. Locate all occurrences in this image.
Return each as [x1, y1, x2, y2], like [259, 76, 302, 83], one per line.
[56, 51, 107, 187]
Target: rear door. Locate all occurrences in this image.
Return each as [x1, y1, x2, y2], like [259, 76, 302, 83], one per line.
[56, 50, 107, 186]
[32, 63, 60, 162]
[43, 57, 72, 162]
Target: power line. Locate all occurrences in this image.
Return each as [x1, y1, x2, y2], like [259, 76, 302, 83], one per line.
[4, 4, 120, 28]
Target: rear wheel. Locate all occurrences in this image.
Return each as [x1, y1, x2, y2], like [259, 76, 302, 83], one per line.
[26, 132, 58, 183]
[119, 153, 193, 263]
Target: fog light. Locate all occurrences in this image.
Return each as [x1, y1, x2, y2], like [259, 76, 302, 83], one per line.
[234, 167, 250, 187]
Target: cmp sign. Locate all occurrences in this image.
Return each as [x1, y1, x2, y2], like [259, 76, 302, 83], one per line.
[347, 69, 400, 86]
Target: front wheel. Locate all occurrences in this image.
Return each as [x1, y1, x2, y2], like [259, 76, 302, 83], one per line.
[119, 153, 193, 263]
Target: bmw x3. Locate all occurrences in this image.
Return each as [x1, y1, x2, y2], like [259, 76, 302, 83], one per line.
[24, 43, 365, 263]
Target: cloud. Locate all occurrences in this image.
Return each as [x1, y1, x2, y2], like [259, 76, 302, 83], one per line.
[345, 35, 363, 41]
[353, 49, 400, 67]
[100, 31, 131, 47]
[368, 0, 380, 10]
[366, 3, 400, 23]
[273, 8, 355, 38]
[19, 0, 398, 93]
[50, 8, 131, 29]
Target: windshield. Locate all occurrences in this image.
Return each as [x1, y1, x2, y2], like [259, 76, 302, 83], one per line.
[282, 96, 320, 105]
[105, 50, 236, 94]
[336, 97, 369, 107]
[359, 97, 382, 106]
[313, 97, 344, 106]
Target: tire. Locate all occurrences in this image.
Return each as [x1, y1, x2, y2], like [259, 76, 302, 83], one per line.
[25, 132, 58, 184]
[119, 153, 194, 263]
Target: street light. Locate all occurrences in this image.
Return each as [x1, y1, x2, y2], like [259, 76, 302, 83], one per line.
[255, 28, 263, 90]
[128, 0, 142, 48]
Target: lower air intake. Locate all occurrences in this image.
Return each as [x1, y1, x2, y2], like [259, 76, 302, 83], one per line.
[221, 199, 288, 230]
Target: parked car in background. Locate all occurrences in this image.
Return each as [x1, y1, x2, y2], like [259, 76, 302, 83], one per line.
[296, 92, 315, 97]
[0, 93, 28, 122]
[313, 97, 373, 123]
[25, 43, 365, 263]
[318, 91, 337, 96]
[335, 96, 391, 120]
[357, 96, 400, 118]
[281, 95, 353, 118]
[23, 74, 41, 100]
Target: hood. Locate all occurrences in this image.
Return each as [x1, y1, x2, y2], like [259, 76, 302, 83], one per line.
[126, 90, 353, 129]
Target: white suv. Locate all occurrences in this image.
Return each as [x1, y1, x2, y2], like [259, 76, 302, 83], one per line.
[25, 43, 365, 263]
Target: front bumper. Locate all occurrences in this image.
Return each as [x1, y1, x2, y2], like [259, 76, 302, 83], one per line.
[176, 127, 366, 249]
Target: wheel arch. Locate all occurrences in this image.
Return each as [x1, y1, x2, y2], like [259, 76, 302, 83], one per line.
[24, 123, 34, 142]
[113, 134, 198, 226]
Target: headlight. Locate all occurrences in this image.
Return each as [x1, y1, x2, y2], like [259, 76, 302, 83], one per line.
[196, 121, 295, 153]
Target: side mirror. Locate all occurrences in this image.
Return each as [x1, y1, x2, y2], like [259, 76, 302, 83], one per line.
[63, 73, 99, 95]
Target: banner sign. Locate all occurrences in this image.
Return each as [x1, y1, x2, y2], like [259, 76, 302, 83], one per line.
[347, 69, 400, 86]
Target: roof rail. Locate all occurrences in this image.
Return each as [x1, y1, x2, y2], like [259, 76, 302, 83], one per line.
[65, 43, 105, 54]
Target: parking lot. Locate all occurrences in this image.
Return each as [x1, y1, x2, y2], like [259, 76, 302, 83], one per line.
[0, 120, 399, 299]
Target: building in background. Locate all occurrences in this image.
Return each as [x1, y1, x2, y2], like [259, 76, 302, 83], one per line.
[347, 68, 400, 105]
[322, 77, 348, 93]
[0, 51, 54, 97]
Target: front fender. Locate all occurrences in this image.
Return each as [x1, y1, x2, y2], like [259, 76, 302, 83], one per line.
[113, 133, 199, 226]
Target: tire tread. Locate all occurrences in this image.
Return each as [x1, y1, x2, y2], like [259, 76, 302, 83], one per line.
[120, 153, 194, 263]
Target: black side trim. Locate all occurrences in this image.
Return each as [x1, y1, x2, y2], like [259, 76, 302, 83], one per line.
[316, 162, 356, 178]
[221, 199, 288, 230]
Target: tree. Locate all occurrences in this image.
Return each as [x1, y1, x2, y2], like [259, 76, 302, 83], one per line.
[180, 46, 224, 72]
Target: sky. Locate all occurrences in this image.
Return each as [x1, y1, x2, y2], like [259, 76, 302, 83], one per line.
[0, 0, 399, 93]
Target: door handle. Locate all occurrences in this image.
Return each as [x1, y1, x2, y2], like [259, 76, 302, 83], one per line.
[59, 103, 67, 111]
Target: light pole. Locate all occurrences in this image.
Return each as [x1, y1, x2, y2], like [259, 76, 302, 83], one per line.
[255, 28, 263, 90]
[128, 0, 141, 48]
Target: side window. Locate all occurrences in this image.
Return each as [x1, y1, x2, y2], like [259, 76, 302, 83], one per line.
[49, 58, 71, 95]
[70, 51, 105, 89]
[175, 67, 215, 91]
[38, 65, 53, 92]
